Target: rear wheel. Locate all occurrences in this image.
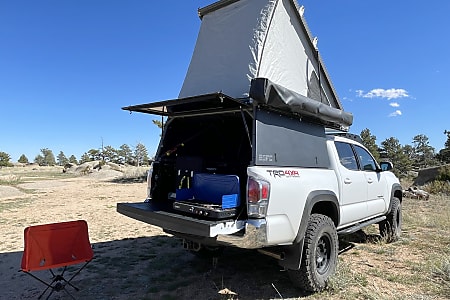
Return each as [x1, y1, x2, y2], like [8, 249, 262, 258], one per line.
[288, 214, 338, 292]
[379, 197, 402, 242]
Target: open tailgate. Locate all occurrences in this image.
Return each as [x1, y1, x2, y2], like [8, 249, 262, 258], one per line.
[117, 202, 244, 237]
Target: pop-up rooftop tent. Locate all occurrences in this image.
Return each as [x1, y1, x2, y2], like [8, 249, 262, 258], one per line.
[125, 0, 352, 129]
[177, 0, 353, 129]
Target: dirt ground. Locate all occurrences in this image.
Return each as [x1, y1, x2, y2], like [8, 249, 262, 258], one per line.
[0, 166, 449, 300]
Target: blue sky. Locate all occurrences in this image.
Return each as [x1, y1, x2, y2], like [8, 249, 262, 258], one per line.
[1, 1, 449, 162]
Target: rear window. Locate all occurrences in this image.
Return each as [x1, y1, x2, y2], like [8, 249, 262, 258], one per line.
[335, 142, 358, 171]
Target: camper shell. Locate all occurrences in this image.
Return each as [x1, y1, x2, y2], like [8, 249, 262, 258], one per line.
[117, 76, 354, 244]
[119, 77, 353, 223]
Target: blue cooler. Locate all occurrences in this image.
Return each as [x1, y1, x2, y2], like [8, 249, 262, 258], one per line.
[175, 173, 240, 209]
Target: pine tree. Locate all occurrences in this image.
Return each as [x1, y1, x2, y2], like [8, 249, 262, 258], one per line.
[34, 154, 45, 166]
[39, 148, 56, 166]
[381, 137, 412, 177]
[0, 151, 12, 167]
[134, 143, 149, 167]
[69, 155, 78, 164]
[360, 128, 380, 162]
[438, 130, 450, 163]
[445, 130, 450, 149]
[18, 154, 29, 164]
[87, 149, 101, 161]
[118, 144, 133, 165]
[57, 151, 69, 166]
[79, 153, 91, 164]
[103, 146, 118, 163]
[412, 134, 435, 169]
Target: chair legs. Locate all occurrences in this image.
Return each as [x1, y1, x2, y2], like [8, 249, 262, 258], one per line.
[42, 273, 76, 300]
[22, 261, 91, 300]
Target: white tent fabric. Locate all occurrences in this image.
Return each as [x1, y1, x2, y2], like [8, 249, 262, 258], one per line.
[179, 0, 342, 110]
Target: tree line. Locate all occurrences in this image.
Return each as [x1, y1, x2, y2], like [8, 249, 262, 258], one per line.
[0, 142, 150, 167]
[150, 120, 450, 175]
[1, 130, 450, 176]
[361, 129, 450, 177]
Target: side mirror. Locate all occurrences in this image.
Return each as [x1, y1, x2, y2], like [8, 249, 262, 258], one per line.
[380, 161, 393, 171]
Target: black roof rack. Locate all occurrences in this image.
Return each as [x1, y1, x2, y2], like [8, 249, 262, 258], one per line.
[325, 129, 363, 144]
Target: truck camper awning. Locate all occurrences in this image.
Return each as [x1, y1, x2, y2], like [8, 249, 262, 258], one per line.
[123, 78, 352, 129]
[250, 78, 353, 129]
[122, 93, 251, 117]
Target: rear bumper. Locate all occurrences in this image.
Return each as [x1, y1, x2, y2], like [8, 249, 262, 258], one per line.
[117, 202, 267, 249]
[216, 219, 267, 249]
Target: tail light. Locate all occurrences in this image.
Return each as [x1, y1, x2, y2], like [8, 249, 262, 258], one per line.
[247, 177, 270, 218]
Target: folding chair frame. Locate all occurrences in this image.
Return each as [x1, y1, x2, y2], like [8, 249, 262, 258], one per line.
[21, 261, 92, 300]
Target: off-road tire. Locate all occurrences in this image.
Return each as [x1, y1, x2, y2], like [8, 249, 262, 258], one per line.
[379, 197, 402, 242]
[288, 214, 338, 292]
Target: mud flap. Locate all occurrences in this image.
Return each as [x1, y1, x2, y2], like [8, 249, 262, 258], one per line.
[278, 238, 304, 270]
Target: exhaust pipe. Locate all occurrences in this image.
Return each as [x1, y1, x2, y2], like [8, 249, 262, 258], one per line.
[183, 239, 202, 252]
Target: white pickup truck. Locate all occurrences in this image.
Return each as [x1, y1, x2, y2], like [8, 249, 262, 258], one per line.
[117, 78, 402, 291]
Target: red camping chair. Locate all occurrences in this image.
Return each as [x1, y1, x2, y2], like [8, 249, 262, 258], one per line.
[20, 220, 94, 300]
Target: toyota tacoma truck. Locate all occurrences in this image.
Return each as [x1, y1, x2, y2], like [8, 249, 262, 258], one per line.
[117, 78, 402, 291]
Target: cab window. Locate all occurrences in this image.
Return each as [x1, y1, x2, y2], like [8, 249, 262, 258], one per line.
[354, 145, 377, 171]
[335, 142, 358, 171]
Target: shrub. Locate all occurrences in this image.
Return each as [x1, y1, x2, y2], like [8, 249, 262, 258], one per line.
[424, 165, 450, 195]
[0, 174, 22, 185]
[436, 165, 450, 181]
[425, 180, 450, 195]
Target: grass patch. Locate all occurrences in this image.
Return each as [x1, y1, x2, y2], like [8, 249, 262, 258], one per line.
[0, 174, 23, 186]
[0, 197, 34, 213]
[314, 260, 381, 300]
[328, 260, 369, 288]
[0, 166, 77, 183]
[110, 167, 148, 183]
[313, 195, 450, 300]
[430, 256, 450, 297]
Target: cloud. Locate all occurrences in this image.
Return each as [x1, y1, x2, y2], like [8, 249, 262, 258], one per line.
[355, 90, 365, 97]
[356, 88, 409, 100]
[390, 102, 400, 107]
[389, 110, 402, 117]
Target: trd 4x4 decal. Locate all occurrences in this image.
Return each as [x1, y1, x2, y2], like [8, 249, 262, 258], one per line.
[266, 170, 300, 178]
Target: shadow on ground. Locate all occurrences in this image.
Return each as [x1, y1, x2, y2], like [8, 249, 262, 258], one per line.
[1, 231, 377, 300]
[2, 236, 305, 299]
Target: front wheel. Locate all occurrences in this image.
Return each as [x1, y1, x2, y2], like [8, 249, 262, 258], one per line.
[379, 197, 402, 242]
[288, 214, 338, 292]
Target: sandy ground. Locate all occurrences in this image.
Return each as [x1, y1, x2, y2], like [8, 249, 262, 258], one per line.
[1, 169, 294, 300]
[1, 167, 448, 300]
[0, 170, 164, 299]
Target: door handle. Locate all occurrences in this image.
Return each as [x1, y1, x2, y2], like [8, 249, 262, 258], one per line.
[344, 178, 352, 184]
[367, 178, 373, 184]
